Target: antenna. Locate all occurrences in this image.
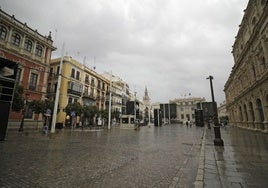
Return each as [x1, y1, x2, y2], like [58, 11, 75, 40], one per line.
[93, 56, 96, 70]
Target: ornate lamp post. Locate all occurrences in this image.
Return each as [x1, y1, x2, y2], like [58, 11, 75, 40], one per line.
[18, 93, 30, 132]
[206, 76, 224, 146]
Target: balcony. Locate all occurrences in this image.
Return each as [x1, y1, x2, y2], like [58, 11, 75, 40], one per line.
[67, 89, 82, 96]
[83, 92, 96, 100]
[67, 81, 82, 96]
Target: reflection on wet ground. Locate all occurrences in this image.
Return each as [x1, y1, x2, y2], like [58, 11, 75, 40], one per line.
[205, 126, 268, 187]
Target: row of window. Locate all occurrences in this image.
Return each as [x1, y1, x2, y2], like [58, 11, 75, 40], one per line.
[0, 25, 43, 57]
[177, 101, 195, 106]
[238, 98, 265, 122]
[226, 56, 267, 102]
[84, 73, 107, 90]
[180, 114, 195, 120]
[180, 107, 195, 111]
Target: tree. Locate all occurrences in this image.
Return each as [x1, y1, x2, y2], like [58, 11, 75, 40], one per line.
[100, 109, 108, 119]
[83, 105, 98, 126]
[83, 105, 98, 118]
[12, 85, 24, 112]
[29, 100, 54, 115]
[65, 102, 83, 116]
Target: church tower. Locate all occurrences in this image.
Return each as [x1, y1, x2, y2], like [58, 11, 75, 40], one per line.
[143, 86, 150, 106]
[143, 87, 151, 123]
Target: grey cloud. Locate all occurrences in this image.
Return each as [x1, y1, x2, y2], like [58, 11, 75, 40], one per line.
[1, 0, 248, 103]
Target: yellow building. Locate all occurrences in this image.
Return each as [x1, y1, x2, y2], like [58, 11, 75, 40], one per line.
[48, 56, 83, 125]
[48, 56, 109, 125]
[83, 66, 109, 110]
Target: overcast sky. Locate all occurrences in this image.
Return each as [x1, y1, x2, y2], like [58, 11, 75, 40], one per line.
[1, 0, 248, 104]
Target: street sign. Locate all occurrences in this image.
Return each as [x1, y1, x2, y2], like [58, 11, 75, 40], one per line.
[44, 109, 52, 116]
[71, 111, 76, 117]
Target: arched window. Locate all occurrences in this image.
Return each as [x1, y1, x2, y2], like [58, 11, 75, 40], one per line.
[261, 56, 266, 69]
[239, 106, 243, 121]
[35, 44, 43, 56]
[24, 38, 33, 52]
[256, 99, 264, 122]
[251, 17, 256, 26]
[0, 25, 7, 40]
[252, 65, 256, 80]
[11, 32, 21, 46]
[249, 102, 255, 121]
[243, 104, 248, 121]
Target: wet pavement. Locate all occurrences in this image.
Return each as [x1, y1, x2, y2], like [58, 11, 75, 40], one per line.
[203, 126, 268, 188]
[0, 125, 203, 188]
[1, 124, 268, 188]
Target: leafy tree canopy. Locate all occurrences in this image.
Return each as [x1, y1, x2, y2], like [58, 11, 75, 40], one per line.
[65, 102, 83, 116]
[83, 105, 98, 118]
[12, 85, 24, 112]
[29, 100, 54, 114]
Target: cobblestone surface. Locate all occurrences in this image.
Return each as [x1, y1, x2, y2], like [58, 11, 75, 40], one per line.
[0, 125, 203, 188]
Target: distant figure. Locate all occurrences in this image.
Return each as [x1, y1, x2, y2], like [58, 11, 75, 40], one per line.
[97, 117, 102, 127]
[112, 118, 116, 126]
[190, 121, 192, 127]
[43, 124, 48, 135]
[186, 121, 189, 127]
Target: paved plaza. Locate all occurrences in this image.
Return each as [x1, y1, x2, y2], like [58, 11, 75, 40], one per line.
[1, 125, 203, 188]
[1, 124, 268, 188]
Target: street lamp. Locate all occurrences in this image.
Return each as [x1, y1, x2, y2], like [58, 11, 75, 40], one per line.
[18, 93, 30, 132]
[108, 80, 112, 130]
[206, 76, 224, 146]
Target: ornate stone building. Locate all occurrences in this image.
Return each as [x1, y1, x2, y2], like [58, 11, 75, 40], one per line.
[224, 0, 268, 132]
[0, 9, 56, 128]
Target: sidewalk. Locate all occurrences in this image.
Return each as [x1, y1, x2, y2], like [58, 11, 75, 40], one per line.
[202, 126, 268, 188]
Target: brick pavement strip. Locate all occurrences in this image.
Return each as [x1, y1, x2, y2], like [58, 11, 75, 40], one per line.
[0, 125, 204, 188]
[194, 128, 206, 188]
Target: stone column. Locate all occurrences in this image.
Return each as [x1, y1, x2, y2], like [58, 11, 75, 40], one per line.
[19, 34, 26, 54]
[6, 27, 13, 48]
[262, 94, 268, 132]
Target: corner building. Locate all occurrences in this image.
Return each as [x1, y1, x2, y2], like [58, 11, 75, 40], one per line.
[224, 0, 268, 132]
[0, 9, 56, 128]
[48, 56, 109, 125]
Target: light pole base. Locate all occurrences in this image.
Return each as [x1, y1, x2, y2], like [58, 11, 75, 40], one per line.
[213, 126, 224, 146]
[214, 138, 224, 146]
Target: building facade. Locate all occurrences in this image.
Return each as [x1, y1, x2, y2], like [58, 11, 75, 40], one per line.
[224, 0, 268, 132]
[48, 56, 109, 125]
[0, 9, 56, 128]
[170, 97, 206, 123]
[102, 72, 131, 120]
[48, 57, 83, 125]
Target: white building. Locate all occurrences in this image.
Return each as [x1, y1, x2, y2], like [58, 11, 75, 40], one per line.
[170, 97, 206, 122]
